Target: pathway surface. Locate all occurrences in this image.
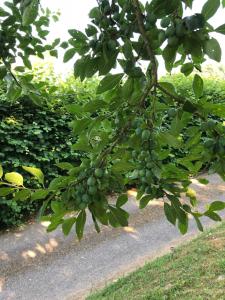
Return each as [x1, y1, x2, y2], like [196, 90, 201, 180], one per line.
[0, 174, 225, 300]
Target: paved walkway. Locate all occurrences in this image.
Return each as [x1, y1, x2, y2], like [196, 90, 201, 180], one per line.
[0, 174, 225, 300]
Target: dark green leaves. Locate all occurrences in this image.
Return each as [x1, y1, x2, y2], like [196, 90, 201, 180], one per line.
[63, 48, 76, 63]
[62, 217, 76, 236]
[215, 24, 225, 35]
[150, 0, 180, 18]
[108, 205, 129, 227]
[192, 74, 203, 98]
[97, 74, 123, 94]
[116, 194, 128, 208]
[201, 0, 220, 20]
[139, 195, 154, 209]
[162, 45, 177, 72]
[0, 65, 7, 80]
[68, 30, 87, 41]
[181, 63, 194, 76]
[164, 203, 176, 225]
[204, 38, 221, 62]
[76, 210, 86, 240]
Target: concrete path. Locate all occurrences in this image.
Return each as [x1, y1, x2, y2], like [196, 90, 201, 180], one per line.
[0, 174, 225, 300]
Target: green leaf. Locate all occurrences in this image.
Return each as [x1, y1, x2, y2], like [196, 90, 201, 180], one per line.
[201, 0, 220, 20]
[164, 203, 177, 225]
[159, 82, 178, 97]
[56, 162, 74, 171]
[22, 0, 39, 26]
[63, 48, 76, 63]
[5, 172, 23, 186]
[198, 178, 209, 185]
[89, 7, 101, 19]
[112, 160, 135, 173]
[109, 206, 129, 227]
[201, 102, 225, 118]
[22, 166, 44, 184]
[68, 29, 87, 41]
[139, 195, 154, 209]
[192, 74, 204, 98]
[204, 210, 222, 221]
[14, 190, 31, 201]
[0, 188, 15, 197]
[0, 65, 7, 79]
[116, 194, 128, 208]
[91, 213, 101, 233]
[76, 210, 86, 240]
[31, 190, 49, 201]
[209, 201, 225, 211]
[178, 216, 188, 235]
[215, 24, 225, 35]
[7, 81, 22, 101]
[85, 25, 98, 37]
[150, 0, 180, 17]
[181, 63, 194, 76]
[62, 217, 76, 236]
[66, 103, 83, 115]
[162, 45, 177, 72]
[51, 201, 65, 214]
[193, 215, 204, 232]
[204, 38, 221, 62]
[0, 165, 3, 178]
[97, 74, 123, 94]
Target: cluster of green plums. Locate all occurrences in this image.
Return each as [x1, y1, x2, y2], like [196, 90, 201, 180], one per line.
[71, 167, 105, 210]
[158, 13, 207, 48]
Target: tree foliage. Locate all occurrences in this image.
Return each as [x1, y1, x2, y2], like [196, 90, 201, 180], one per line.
[0, 0, 225, 238]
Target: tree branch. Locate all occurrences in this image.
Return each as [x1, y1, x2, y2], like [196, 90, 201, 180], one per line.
[133, 0, 158, 84]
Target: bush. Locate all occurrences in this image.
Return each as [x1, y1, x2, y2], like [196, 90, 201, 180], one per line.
[0, 75, 99, 228]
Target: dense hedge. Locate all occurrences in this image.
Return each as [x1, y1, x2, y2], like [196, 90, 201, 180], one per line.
[0, 76, 99, 228]
[0, 73, 224, 228]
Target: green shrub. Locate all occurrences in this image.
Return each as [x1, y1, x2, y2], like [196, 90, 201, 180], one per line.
[0, 75, 100, 229]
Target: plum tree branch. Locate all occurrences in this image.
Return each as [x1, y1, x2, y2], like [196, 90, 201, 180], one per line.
[133, 0, 158, 85]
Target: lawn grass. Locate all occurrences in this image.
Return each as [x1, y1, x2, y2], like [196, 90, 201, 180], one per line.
[87, 223, 225, 300]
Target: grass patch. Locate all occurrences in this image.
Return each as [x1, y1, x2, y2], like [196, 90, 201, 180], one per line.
[87, 223, 225, 300]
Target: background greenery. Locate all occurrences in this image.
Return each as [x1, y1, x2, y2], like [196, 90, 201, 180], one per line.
[0, 69, 224, 228]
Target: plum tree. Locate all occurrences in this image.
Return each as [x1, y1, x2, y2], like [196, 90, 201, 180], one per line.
[0, 0, 225, 239]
